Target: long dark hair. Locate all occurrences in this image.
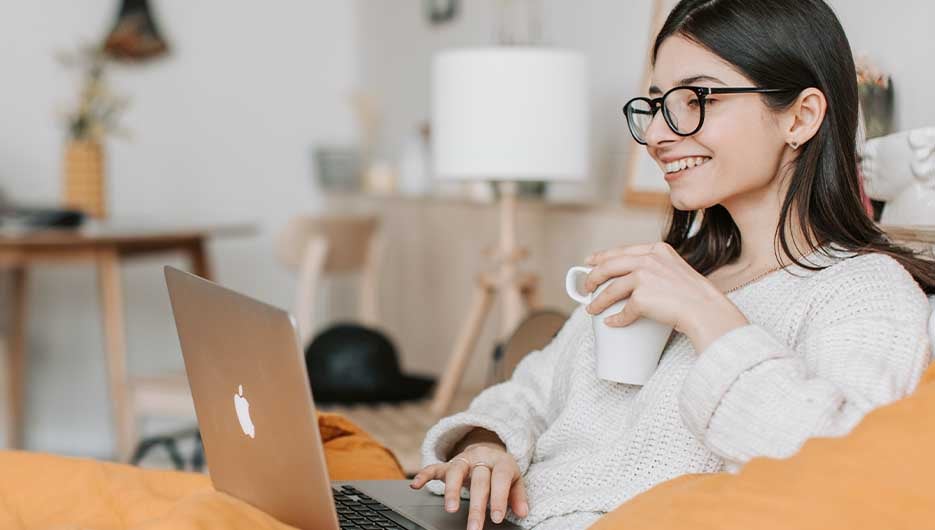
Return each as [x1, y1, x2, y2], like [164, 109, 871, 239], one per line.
[654, 0, 935, 294]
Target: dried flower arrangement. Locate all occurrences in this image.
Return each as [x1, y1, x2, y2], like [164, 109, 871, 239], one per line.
[57, 44, 130, 142]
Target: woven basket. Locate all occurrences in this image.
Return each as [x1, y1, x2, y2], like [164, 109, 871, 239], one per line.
[63, 140, 107, 218]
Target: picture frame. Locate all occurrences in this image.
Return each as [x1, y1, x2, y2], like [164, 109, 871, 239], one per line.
[622, 0, 675, 207]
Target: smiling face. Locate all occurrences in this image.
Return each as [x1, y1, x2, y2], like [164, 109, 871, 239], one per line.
[647, 35, 792, 211]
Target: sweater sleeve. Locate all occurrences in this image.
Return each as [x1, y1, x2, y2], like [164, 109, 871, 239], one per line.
[678, 254, 933, 469]
[421, 307, 587, 477]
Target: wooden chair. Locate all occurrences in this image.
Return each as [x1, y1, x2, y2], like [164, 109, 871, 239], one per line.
[277, 214, 450, 473]
[276, 215, 383, 347]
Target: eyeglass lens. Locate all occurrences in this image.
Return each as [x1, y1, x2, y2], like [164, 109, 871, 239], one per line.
[627, 87, 703, 142]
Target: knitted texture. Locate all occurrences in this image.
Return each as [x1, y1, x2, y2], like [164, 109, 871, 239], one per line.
[421, 248, 933, 530]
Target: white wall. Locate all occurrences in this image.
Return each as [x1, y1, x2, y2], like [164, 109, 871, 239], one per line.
[827, 0, 935, 130]
[0, 1, 359, 457]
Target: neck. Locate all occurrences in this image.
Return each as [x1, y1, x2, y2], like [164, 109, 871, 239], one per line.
[720, 174, 812, 272]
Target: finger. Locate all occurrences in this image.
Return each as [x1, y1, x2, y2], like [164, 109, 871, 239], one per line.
[587, 275, 636, 316]
[488, 462, 514, 523]
[584, 255, 647, 293]
[468, 465, 492, 530]
[586, 242, 659, 266]
[606, 293, 642, 327]
[410, 463, 446, 488]
[508, 478, 530, 518]
[444, 460, 469, 513]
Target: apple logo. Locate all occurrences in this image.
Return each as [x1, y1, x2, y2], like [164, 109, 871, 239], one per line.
[233, 384, 256, 439]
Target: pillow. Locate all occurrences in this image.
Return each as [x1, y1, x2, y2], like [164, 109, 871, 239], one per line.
[589, 360, 935, 530]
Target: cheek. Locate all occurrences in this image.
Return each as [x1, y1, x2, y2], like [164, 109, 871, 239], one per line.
[722, 129, 775, 179]
[702, 117, 783, 193]
[667, 116, 785, 209]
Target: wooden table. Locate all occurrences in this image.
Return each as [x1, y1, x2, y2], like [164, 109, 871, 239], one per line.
[0, 222, 253, 461]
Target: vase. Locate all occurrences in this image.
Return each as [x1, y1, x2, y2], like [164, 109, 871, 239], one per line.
[858, 82, 894, 140]
[63, 140, 107, 218]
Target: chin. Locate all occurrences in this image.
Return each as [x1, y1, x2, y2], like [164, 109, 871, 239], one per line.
[667, 188, 715, 212]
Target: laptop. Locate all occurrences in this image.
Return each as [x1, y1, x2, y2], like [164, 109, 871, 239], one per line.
[164, 266, 520, 530]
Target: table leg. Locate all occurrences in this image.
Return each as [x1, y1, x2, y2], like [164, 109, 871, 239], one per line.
[5, 267, 28, 449]
[96, 249, 133, 462]
[188, 238, 213, 281]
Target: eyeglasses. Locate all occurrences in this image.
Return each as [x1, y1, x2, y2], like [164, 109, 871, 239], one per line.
[622, 86, 796, 145]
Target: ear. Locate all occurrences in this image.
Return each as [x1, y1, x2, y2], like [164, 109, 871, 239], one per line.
[783, 88, 827, 150]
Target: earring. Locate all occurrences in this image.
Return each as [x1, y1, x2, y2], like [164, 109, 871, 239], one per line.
[789, 141, 799, 150]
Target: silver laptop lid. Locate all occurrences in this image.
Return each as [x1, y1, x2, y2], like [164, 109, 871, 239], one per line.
[165, 266, 338, 530]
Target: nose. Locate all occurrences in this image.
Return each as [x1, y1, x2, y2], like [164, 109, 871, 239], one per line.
[643, 109, 680, 148]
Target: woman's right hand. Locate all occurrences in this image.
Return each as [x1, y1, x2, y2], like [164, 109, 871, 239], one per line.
[410, 438, 529, 530]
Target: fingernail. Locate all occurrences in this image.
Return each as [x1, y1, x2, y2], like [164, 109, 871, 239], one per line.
[446, 500, 457, 512]
[468, 521, 480, 530]
[604, 316, 617, 326]
[520, 501, 529, 516]
[491, 510, 503, 523]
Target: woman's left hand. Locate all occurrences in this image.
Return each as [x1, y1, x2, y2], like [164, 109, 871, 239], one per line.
[583, 242, 748, 352]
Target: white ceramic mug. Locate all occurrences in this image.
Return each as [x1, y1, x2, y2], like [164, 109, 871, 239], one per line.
[565, 266, 674, 385]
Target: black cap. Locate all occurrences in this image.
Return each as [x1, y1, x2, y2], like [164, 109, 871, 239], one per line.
[305, 323, 435, 404]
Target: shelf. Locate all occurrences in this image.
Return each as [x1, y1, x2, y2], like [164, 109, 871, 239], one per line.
[881, 225, 935, 245]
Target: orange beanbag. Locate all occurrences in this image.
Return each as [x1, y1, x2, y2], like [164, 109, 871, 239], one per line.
[0, 412, 404, 530]
[590, 362, 935, 530]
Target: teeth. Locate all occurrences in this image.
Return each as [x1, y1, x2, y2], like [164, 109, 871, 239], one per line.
[665, 156, 710, 174]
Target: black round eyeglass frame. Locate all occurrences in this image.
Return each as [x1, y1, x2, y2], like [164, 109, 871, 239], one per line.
[622, 85, 798, 145]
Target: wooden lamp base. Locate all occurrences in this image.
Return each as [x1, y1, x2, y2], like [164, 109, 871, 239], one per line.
[430, 182, 541, 416]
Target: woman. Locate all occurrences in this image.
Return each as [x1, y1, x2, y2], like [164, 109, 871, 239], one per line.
[411, 1, 935, 529]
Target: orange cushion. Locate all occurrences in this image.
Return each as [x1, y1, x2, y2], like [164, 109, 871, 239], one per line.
[318, 412, 406, 481]
[589, 362, 935, 530]
[0, 412, 404, 530]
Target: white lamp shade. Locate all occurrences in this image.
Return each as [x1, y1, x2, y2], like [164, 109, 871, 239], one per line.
[432, 47, 589, 182]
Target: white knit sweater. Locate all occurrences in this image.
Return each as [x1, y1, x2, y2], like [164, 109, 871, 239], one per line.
[421, 247, 933, 530]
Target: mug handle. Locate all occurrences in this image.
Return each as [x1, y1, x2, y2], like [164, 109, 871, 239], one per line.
[565, 266, 592, 305]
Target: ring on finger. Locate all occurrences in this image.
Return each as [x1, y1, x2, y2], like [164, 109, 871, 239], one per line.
[472, 461, 492, 471]
[450, 456, 471, 467]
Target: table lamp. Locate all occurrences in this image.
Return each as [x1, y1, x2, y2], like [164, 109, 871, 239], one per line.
[430, 47, 589, 414]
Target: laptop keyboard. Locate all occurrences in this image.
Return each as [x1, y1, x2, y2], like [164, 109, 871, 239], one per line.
[333, 484, 424, 530]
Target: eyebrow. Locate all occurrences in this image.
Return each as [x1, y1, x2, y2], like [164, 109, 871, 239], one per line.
[648, 75, 727, 95]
